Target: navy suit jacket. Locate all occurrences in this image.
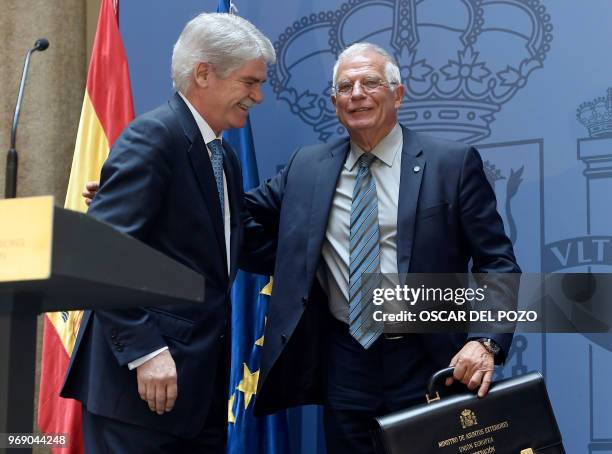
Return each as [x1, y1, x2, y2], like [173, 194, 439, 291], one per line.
[61, 93, 244, 438]
[244, 125, 521, 416]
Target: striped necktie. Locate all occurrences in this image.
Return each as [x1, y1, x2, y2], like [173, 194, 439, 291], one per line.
[348, 153, 383, 348]
[207, 139, 225, 219]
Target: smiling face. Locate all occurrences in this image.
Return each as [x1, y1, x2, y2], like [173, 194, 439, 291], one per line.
[331, 51, 404, 150]
[187, 57, 267, 135]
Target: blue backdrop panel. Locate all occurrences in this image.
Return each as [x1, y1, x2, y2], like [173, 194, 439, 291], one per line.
[121, 1, 612, 452]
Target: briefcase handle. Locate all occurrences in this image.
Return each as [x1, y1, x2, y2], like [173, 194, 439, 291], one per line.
[425, 367, 455, 403]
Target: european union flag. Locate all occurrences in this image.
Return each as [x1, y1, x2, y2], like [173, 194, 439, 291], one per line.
[219, 2, 290, 453]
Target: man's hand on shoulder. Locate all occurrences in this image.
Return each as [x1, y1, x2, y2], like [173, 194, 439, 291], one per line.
[136, 349, 178, 415]
[445, 341, 494, 398]
[83, 181, 99, 206]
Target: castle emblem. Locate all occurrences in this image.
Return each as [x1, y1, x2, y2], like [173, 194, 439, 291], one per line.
[271, 0, 553, 143]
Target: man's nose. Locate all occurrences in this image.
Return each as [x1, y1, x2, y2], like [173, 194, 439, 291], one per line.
[350, 81, 366, 98]
[251, 83, 264, 104]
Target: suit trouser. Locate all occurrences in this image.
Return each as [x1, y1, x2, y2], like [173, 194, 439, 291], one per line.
[323, 316, 440, 454]
[81, 347, 228, 454]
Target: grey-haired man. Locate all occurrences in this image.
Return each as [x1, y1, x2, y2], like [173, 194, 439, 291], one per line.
[62, 13, 275, 453]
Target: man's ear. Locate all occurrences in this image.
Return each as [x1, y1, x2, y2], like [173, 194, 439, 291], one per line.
[394, 84, 405, 109]
[331, 94, 337, 109]
[194, 62, 212, 88]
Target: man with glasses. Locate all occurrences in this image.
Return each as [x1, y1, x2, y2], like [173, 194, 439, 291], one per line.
[246, 42, 519, 453]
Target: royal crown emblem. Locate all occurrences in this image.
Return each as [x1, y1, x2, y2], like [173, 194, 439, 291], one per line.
[577, 88, 612, 138]
[270, 0, 553, 143]
[460, 409, 478, 429]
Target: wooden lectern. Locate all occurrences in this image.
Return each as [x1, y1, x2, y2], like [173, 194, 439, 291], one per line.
[0, 196, 205, 452]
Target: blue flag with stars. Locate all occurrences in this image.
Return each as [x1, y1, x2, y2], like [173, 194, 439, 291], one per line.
[218, 2, 290, 453]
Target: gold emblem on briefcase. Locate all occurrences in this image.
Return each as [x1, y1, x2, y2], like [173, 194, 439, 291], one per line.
[460, 409, 478, 429]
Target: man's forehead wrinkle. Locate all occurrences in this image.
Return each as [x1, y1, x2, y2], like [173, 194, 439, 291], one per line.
[338, 51, 385, 68]
[337, 66, 384, 81]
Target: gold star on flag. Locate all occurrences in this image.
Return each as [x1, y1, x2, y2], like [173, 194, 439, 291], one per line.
[237, 363, 259, 409]
[255, 316, 267, 347]
[227, 393, 236, 424]
[261, 277, 273, 296]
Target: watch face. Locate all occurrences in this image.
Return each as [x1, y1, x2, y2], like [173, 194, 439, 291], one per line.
[484, 339, 500, 355]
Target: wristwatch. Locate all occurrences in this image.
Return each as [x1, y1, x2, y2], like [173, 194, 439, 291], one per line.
[474, 338, 501, 357]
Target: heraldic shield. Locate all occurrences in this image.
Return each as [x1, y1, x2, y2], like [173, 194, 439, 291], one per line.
[371, 367, 565, 454]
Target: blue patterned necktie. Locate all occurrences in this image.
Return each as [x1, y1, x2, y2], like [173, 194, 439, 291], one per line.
[207, 139, 225, 219]
[348, 153, 383, 348]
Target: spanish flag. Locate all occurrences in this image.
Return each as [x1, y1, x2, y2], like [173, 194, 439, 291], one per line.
[37, 0, 133, 451]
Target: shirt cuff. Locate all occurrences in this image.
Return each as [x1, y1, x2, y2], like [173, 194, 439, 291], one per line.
[127, 346, 169, 370]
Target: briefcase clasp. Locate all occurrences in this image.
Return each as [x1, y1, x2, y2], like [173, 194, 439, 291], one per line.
[425, 391, 440, 404]
[520, 449, 534, 454]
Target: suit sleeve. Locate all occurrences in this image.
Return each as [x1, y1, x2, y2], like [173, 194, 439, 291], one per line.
[459, 147, 521, 363]
[239, 149, 300, 275]
[87, 117, 175, 366]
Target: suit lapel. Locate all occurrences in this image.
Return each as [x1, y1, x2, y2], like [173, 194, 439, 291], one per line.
[169, 94, 226, 264]
[187, 138, 227, 263]
[397, 126, 425, 276]
[305, 140, 350, 282]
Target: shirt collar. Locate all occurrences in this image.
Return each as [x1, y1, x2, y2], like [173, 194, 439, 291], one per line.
[179, 92, 223, 145]
[345, 123, 402, 171]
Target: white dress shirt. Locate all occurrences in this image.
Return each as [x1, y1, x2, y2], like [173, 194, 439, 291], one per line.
[319, 123, 403, 323]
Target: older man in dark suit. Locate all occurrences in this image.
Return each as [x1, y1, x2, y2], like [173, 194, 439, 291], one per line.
[61, 13, 275, 454]
[246, 43, 520, 454]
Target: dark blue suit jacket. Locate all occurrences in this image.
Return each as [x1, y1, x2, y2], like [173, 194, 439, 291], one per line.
[61, 93, 244, 438]
[244, 125, 521, 416]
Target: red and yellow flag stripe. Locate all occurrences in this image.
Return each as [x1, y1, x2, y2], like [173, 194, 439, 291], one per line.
[64, 0, 134, 213]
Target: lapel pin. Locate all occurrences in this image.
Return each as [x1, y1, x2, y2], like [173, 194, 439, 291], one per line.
[413, 165, 421, 173]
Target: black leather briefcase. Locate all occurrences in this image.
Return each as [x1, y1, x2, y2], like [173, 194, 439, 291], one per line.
[371, 367, 565, 454]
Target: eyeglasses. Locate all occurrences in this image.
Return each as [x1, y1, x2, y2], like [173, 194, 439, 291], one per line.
[333, 77, 398, 96]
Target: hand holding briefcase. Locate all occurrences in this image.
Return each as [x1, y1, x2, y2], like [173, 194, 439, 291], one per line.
[371, 367, 565, 454]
